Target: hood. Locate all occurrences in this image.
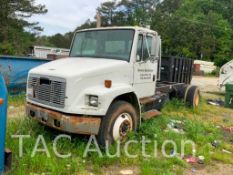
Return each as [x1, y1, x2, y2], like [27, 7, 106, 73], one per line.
[29, 57, 129, 78]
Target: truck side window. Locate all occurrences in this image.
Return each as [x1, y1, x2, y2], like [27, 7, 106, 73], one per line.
[137, 34, 143, 61]
[143, 36, 152, 61]
[137, 35, 153, 61]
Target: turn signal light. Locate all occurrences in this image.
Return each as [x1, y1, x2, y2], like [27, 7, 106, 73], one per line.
[105, 80, 112, 88]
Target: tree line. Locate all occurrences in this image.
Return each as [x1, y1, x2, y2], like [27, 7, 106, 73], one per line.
[0, 0, 232, 67]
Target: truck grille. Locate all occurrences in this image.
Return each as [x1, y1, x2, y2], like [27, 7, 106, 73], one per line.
[28, 75, 66, 108]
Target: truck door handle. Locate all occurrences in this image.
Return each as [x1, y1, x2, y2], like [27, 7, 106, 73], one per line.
[0, 98, 4, 105]
[153, 75, 156, 82]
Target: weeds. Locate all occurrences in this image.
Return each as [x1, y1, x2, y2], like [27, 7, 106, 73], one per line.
[5, 96, 233, 175]
[8, 94, 26, 107]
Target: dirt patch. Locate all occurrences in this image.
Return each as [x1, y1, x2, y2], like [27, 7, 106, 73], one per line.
[191, 76, 219, 92]
[8, 105, 25, 118]
[185, 163, 233, 175]
[101, 166, 140, 175]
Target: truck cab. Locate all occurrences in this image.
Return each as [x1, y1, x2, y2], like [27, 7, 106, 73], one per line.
[26, 27, 199, 145]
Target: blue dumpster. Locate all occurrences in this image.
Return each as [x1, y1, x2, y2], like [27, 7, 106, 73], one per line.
[0, 55, 50, 94]
[0, 74, 11, 173]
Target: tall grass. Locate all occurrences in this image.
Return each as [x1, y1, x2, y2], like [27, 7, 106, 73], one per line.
[5, 98, 233, 175]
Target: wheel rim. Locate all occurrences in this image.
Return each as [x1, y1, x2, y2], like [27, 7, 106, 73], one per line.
[112, 113, 133, 141]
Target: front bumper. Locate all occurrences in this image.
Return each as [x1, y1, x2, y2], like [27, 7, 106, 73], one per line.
[26, 103, 101, 135]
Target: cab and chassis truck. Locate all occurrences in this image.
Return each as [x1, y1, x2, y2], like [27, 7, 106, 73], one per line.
[26, 27, 200, 145]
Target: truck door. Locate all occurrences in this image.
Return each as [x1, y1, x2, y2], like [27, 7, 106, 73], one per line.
[133, 33, 159, 98]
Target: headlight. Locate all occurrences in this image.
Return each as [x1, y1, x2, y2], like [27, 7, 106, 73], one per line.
[89, 95, 98, 107]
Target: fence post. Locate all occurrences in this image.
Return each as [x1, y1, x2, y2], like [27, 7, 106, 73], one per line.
[0, 74, 8, 174]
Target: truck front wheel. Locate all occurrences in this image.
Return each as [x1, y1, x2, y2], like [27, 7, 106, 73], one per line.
[97, 101, 138, 146]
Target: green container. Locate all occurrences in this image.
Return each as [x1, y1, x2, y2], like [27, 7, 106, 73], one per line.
[225, 83, 233, 108]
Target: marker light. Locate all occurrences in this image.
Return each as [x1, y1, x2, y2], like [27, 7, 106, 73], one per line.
[105, 80, 112, 88]
[0, 98, 3, 105]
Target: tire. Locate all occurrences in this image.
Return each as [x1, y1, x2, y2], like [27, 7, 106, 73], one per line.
[184, 85, 200, 107]
[97, 100, 138, 146]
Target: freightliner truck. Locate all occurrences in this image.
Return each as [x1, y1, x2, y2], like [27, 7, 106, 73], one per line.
[26, 27, 200, 145]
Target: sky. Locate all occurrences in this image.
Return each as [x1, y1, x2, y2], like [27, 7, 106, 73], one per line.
[29, 0, 107, 36]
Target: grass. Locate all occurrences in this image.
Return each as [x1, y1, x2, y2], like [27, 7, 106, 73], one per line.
[5, 95, 233, 175]
[8, 94, 26, 107]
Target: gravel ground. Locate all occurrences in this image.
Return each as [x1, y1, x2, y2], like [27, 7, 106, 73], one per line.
[8, 106, 25, 118]
[185, 163, 233, 175]
[191, 76, 219, 92]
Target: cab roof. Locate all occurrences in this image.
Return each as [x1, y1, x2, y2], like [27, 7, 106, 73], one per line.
[76, 26, 158, 35]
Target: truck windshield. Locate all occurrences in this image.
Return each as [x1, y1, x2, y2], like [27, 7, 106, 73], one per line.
[70, 29, 135, 61]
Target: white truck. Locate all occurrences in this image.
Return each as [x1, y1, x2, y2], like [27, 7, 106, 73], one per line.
[26, 27, 200, 145]
[219, 60, 233, 91]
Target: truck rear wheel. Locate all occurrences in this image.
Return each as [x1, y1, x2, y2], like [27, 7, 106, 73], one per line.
[184, 85, 200, 107]
[97, 101, 138, 146]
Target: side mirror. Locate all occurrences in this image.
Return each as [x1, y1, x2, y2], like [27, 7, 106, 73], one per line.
[150, 35, 161, 63]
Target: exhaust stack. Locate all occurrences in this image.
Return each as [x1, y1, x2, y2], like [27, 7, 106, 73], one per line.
[96, 11, 101, 28]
